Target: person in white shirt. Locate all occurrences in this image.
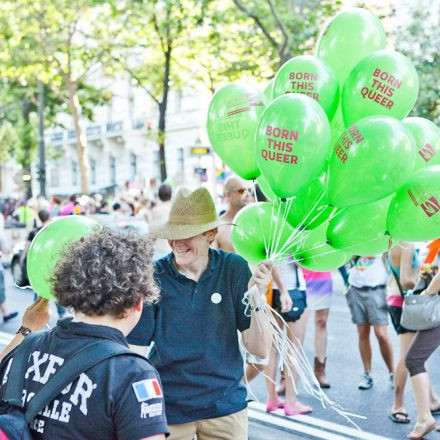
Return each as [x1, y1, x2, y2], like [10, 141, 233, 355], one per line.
[347, 255, 394, 390]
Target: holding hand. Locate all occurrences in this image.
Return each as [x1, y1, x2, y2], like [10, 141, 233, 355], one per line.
[279, 291, 293, 313]
[22, 297, 50, 331]
[248, 261, 273, 295]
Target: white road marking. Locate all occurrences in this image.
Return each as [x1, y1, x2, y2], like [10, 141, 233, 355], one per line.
[248, 402, 393, 440]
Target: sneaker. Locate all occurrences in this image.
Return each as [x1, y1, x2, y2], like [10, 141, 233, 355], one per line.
[358, 373, 373, 390]
[3, 311, 18, 323]
[389, 373, 394, 389]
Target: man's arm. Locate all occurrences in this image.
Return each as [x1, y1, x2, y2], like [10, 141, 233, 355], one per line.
[241, 262, 274, 359]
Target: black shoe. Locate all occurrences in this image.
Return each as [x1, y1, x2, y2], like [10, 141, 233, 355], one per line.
[4, 312, 18, 323]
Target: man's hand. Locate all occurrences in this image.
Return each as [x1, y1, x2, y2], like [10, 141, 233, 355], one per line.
[248, 261, 273, 295]
[22, 297, 50, 331]
[279, 291, 292, 313]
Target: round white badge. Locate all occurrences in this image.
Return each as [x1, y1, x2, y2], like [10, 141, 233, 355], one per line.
[211, 293, 222, 304]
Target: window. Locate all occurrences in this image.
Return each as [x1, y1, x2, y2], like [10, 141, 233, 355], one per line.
[177, 147, 184, 174]
[110, 155, 116, 185]
[50, 166, 60, 187]
[72, 160, 78, 186]
[130, 152, 137, 181]
[90, 158, 96, 185]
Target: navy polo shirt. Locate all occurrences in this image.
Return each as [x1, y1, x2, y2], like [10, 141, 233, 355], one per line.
[0, 319, 168, 439]
[127, 249, 252, 424]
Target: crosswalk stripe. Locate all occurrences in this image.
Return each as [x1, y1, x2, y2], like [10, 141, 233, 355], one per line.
[248, 402, 393, 440]
[248, 408, 353, 440]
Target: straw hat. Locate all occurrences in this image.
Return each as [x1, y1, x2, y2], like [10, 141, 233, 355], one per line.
[149, 187, 228, 240]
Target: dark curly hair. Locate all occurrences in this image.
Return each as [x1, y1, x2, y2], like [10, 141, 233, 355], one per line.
[51, 227, 160, 318]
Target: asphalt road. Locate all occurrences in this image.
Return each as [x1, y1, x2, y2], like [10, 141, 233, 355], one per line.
[1, 270, 439, 440]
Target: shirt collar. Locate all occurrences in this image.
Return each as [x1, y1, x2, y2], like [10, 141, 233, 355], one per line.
[55, 318, 128, 346]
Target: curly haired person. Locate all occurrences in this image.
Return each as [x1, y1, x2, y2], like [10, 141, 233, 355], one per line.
[0, 228, 168, 440]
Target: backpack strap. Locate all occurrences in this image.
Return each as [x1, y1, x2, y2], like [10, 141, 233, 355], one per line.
[293, 264, 300, 289]
[24, 340, 146, 423]
[3, 333, 42, 406]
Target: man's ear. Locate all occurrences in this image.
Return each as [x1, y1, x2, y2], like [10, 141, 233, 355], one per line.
[134, 301, 143, 312]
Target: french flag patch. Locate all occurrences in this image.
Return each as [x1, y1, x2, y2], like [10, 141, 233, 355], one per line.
[132, 379, 163, 402]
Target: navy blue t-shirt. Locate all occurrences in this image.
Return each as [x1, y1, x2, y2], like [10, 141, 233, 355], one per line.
[0, 319, 168, 439]
[127, 249, 252, 424]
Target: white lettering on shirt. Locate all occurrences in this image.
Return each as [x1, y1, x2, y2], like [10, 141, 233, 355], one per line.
[69, 373, 97, 416]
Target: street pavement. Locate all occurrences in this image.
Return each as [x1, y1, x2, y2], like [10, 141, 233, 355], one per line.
[1, 270, 439, 440]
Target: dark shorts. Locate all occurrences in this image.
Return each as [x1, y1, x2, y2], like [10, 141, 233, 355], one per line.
[0, 271, 5, 304]
[389, 305, 415, 335]
[272, 289, 307, 323]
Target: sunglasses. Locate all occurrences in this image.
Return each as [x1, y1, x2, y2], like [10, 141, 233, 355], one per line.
[232, 188, 252, 195]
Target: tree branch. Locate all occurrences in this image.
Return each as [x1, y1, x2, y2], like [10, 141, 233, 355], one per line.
[112, 56, 160, 106]
[232, 0, 280, 50]
[266, 0, 290, 58]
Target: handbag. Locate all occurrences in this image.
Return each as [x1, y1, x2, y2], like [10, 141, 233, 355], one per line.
[391, 266, 440, 331]
[401, 293, 440, 331]
[277, 265, 307, 322]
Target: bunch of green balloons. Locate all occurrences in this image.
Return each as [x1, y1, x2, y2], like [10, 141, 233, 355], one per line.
[207, 8, 440, 270]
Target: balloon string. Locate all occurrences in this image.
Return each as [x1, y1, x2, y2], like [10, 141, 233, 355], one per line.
[297, 234, 389, 261]
[271, 197, 293, 259]
[241, 287, 365, 429]
[252, 181, 269, 256]
[272, 190, 326, 260]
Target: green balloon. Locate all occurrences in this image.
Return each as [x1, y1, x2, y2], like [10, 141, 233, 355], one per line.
[402, 117, 440, 171]
[231, 202, 294, 264]
[207, 83, 265, 180]
[255, 94, 331, 199]
[286, 173, 333, 230]
[316, 8, 386, 88]
[342, 50, 419, 126]
[27, 216, 100, 299]
[263, 80, 274, 102]
[256, 174, 277, 202]
[327, 116, 416, 207]
[327, 196, 392, 256]
[330, 106, 346, 146]
[387, 165, 440, 241]
[293, 222, 352, 271]
[272, 55, 339, 121]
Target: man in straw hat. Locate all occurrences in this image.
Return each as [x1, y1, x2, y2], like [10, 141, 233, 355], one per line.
[128, 187, 273, 440]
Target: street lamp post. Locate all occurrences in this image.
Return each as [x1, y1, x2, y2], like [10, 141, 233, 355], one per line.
[38, 81, 46, 197]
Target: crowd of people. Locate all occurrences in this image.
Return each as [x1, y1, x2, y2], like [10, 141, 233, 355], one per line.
[0, 177, 439, 440]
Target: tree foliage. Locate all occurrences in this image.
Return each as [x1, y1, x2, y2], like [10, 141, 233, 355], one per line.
[394, 2, 440, 125]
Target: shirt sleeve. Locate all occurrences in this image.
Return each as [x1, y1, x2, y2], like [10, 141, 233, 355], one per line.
[113, 361, 169, 440]
[126, 303, 156, 347]
[232, 256, 252, 332]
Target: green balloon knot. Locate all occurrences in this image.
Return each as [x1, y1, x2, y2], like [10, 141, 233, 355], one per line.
[281, 198, 287, 203]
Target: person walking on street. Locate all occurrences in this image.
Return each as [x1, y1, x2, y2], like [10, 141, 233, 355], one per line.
[347, 255, 394, 390]
[406, 270, 440, 439]
[128, 187, 274, 440]
[0, 228, 168, 440]
[150, 184, 173, 260]
[301, 269, 334, 389]
[387, 242, 440, 424]
[213, 176, 253, 253]
[0, 215, 18, 323]
[265, 258, 311, 416]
